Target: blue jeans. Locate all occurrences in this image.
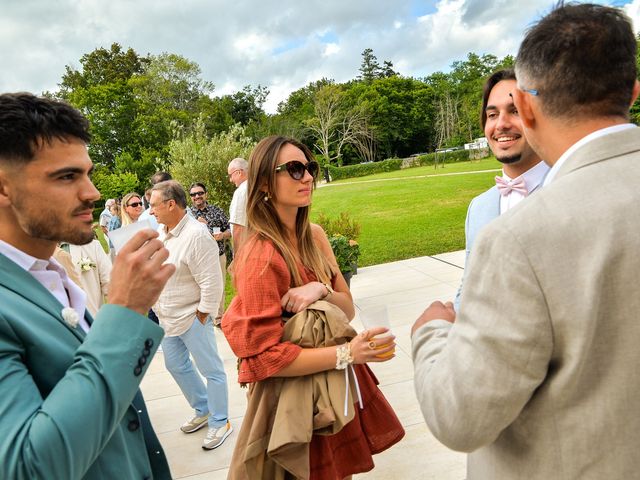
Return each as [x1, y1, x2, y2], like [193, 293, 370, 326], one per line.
[162, 316, 229, 428]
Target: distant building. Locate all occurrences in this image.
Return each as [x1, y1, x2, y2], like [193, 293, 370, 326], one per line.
[464, 137, 489, 150]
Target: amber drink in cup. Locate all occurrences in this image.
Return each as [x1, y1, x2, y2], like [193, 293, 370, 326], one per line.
[359, 304, 395, 358]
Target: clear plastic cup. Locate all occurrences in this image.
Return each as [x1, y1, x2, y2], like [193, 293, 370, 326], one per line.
[359, 304, 395, 358]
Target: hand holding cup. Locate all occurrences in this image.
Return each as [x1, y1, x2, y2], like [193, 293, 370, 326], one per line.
[108, 229, 175, 316]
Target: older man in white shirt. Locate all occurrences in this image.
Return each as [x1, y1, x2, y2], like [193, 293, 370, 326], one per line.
[150, 180, 232, 451]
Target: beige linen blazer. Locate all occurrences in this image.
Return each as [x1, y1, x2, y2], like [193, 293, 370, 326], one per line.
[412, 127, 640, 479]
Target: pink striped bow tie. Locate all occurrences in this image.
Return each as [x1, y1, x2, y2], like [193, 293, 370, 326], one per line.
[495, 175, 528, 197]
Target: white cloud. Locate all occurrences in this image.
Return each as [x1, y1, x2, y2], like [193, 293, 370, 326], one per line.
[0, 0, 630, 113]
[322, 43, 340, 57]
[624, 0, 640, 32]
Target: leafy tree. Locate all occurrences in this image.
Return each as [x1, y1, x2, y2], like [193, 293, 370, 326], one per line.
[167, 119, 255, 211]
[59, 43, 147, 94]
[218, 85, 269, 126]
[57, 45, 220, 193]
[57, 43, 145, 168]
[344, 76, 435, 159]
[91, 168, 140, 200]
[130, 52, 215, 163]
[275, 78, 334, 145]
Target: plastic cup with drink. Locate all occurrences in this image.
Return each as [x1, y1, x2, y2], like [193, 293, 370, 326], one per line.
[359, 304, 395, 358]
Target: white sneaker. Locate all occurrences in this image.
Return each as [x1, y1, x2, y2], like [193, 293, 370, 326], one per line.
[202, 421, 233, 450]
[180, 414, 209, 433]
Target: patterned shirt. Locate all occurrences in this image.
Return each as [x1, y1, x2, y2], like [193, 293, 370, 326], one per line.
[189, 203, 230, 256]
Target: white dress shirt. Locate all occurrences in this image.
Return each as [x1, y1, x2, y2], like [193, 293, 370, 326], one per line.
[0, 240, 89, 332]
[154, 213, 223, 337]
[543, 123, 637, 186]
[229, 180, 248, 234]
[499, 160, 550, 214]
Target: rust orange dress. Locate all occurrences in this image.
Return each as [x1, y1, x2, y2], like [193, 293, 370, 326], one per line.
[222, 239, 405, 479]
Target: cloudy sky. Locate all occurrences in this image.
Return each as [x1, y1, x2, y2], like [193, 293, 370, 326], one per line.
[1, 0, 638, 113]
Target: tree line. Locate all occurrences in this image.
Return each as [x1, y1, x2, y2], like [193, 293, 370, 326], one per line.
[48, 41, 640, 202]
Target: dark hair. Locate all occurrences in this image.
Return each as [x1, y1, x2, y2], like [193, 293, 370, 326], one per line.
[481, 69, 516, 129]
[189, 182, 207, 193]
[516, 2, 636, 119]
[152, 180, 187, 209]
[0, 92, 90, 165]
[150, 171, 172, 185]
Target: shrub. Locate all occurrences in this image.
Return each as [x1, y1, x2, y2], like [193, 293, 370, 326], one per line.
[315, 211, 361, 240]
[326, 150, 473, 181]
[328, 235, 360, 274]
[327, 157, 403, 180]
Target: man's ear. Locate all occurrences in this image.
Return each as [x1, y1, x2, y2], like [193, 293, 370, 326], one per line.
[0, 170, 14, 208]
[512, 88, 536, 128]
[513, 89, 536, 129]
[630, 79, 640, 107]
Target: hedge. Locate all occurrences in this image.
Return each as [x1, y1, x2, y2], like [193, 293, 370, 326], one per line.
[326, 149, 475, 181]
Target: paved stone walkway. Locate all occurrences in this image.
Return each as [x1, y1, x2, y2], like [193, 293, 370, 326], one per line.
[140, 251, 468, 479]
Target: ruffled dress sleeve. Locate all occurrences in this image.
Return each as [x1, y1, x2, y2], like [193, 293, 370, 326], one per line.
[222, 241, 302, 383]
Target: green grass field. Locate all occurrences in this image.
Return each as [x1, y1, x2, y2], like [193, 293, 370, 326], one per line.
[223, 157, 501, 306]
[311, 157, 502, 266]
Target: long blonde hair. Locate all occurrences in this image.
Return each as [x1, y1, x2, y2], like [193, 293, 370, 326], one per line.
[120, 192, 141, 226]
[237, 136, 333, 287]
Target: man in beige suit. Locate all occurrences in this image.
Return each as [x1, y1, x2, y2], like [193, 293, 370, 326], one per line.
[411, 4, 640, 479]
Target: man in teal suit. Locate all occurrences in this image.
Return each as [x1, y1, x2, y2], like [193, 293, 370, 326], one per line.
[0, 93, 176, 479]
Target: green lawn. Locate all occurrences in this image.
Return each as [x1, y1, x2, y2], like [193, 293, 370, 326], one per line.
[311, 157, 502, 266]
[329, 157, 501, 183]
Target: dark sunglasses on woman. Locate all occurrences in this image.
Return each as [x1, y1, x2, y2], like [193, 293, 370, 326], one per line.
[275, 160, 319, 180]
[127, 201, 143, 208]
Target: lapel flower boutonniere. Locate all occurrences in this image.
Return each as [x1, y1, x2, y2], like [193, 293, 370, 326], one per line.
[78, 257, 96, 272]
[61, 307, 80, 328]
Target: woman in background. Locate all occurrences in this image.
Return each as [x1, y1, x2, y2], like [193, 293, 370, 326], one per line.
[223, 136, 404, 479]
[120, 192, 143, 226]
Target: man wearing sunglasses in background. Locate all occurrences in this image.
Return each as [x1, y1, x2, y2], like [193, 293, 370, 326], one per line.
[227, 157, 248, 250]
[189, 182, 231, 327]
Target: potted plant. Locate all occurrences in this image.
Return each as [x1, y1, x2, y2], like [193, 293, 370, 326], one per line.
[317, 211, 362, 281]
[328, 234, 360, 287]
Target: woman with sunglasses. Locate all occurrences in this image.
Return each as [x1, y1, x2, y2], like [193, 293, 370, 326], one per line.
[120, 192, 144, 226]
[223, 136, 404, 479]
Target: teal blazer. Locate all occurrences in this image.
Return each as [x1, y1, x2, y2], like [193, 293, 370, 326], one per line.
[0, 253, 171, 479]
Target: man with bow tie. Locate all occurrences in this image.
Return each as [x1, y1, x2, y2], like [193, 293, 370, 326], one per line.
[453, 68, 549, 310]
